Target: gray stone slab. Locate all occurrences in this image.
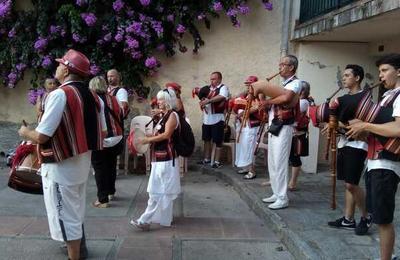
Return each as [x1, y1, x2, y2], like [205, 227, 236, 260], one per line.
[175, 239, 293, 260]
[0, 237, 115, 260]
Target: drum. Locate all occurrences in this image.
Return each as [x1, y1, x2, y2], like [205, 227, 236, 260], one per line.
[128, 116, 153, 155]
[8, 142, 42, 195]
[232, 97, 247, 114]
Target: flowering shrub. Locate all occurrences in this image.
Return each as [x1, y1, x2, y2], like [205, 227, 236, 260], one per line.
[0, 0, 272, 98]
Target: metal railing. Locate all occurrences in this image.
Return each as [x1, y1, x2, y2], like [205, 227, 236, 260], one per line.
[299, 0, 358, 23]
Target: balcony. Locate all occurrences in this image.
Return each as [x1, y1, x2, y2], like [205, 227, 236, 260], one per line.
[299, 0, 358, 23]
[293, 0, 400, 42]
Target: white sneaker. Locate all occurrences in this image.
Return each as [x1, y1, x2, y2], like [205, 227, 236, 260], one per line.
[262, 195, 277, 203]
[268, 199, 289, 210]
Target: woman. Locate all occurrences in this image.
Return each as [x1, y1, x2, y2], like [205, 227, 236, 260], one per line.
[235, 76, 265, 179]
[130, 88, 181, 230]
[89, 76, 123, 208]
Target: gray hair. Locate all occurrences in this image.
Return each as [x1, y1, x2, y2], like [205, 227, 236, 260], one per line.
[156, 88, 177, 110]
[89, 76, 107, 94]
[285, 54, 298, 72]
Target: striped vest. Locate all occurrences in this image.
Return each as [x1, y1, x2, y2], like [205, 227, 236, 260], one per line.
[151, 111, 175, 162]
[39, 82, 103, 163]
[98, 94, 123, 138]
[272, 77, 298, 125]
[207, 84, 226, 114]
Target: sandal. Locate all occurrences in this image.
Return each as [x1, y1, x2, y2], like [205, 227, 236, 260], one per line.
[237, 169, 248, 174]
[92, 200, 108, 208]
[243, 172, 256, 179]
[129, 220, 150, 231]
[288, 186, 298, 192]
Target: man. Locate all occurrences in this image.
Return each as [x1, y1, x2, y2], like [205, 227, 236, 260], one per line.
[288, 81, 313, 191]
[198, 71, 230, 168]
[18, 49, 105, 260]
[107, 69, 129, 117]
[251, 55, 302, 209]
[107, 69, 129, 182]
[326, 65, 371, 236]
[347, 53, 400, 260]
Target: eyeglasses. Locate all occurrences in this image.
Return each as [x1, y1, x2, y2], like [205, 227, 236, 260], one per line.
[279, 63, 292, 67]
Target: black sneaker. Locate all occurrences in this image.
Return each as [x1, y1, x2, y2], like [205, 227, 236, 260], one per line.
[355, 216, 370, 235]
[197, 159, 210, 165]
[211, 162, 223, 168]
[327, 216, 356, 229]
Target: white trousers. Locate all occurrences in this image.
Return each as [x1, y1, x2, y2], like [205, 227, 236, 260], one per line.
[137, 193, 177, 226]
[42, 176, 86, 241]
[267, 125, 293, 202]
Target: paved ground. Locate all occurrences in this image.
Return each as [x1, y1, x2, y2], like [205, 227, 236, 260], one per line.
[0, 163, 292, 260]
[207, 162, 400, 260]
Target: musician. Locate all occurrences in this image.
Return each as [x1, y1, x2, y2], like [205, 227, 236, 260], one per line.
[288, 81, 313, 191]
[89, 76, 124, 208]
[18, 49, 106, 260]
[197, 71, 230, 168]
[130, 88, 181, 230]
[235, 76, 265, 179]
[326, 64, 371, 235]
[347, 54, 400, 260]
[107, 69, 129, 118]
[250, 55, 302, 210]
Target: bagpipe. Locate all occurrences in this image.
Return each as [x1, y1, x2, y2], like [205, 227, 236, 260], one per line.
[8, 141, 42, 195]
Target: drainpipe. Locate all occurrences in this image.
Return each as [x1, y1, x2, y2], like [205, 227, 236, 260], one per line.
[280, 0, 292, 57]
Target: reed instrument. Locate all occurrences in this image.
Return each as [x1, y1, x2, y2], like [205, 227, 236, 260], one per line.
[253, 111, 268, 155]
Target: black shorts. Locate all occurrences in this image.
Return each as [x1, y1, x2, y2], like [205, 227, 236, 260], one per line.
[337, 146, 367, 185]
[366, 169, 400, 224]
[202, 121, 224, 146]
[289, 152, 302, 167]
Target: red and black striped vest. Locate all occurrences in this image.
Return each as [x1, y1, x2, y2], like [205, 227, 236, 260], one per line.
[98, 94, 123, 138]
[109, 86, 130, 119]
[39, 82, 103, 163]
[207, 84, 226, 114]
[151, 111, 176, 162]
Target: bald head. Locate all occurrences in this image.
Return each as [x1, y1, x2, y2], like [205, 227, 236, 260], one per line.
[107, 69, 121, 87]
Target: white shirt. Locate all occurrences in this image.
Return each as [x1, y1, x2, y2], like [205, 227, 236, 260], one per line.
[367, 87, 400, 176]
[36, 81, 106, 185]
[108, 86, 128, 105]
[202, 84, 229, 125]
[268, 75, 302, 126]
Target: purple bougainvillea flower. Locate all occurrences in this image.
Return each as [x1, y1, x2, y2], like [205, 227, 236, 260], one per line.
[49, 25, 61, 34]
[8, 28, 16, 38]
[226, 8, 238, 17]
[176, 24, 186, 34]
[41, 56, 52, 68]
[126, 37, 139, 49]
[126, 21, 142, 35]
[126, 10, 134, 17]
[238, 4, 250, 15]
[234, 20, 241, 28]
[90, 64, 100, 75]
[75, 0, 87, 7]
[131, 51, 142, 59]
[103, 33, 112, 42]
[144, 56, 157, 68]
[34, 37, 48, 51]
[16, 63, 27, 72]
[81, 13, 97, 27]
[114, 32, 123, 42]
[197, 13, 206, 20]
[72, 33, 81, 42]
[140, 0, 151, 6]
[113, 0, 125, 12]
[27, 89, 38, 105]
[263, 2, 273, 10]
[167, 14, 174, 22]
[151, 21, 163, 37]
[8, 72, 17, 83]
[0, 0, 12, 19]
[213, 2, 223, 12]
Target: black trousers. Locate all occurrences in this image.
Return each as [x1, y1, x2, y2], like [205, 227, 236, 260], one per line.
[91, 141, 123, 203]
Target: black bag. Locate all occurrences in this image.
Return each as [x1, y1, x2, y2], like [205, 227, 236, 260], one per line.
[173, 112, 195, 157]
[268, 118, 284, 136]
